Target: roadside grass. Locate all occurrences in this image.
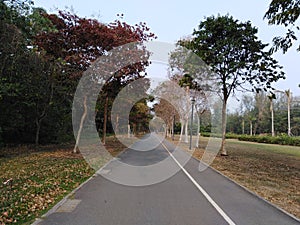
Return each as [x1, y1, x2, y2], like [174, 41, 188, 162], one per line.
[178, 136, 300, 219]
[0, 136, 125, 225]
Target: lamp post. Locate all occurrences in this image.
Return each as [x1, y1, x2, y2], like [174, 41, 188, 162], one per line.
[189, 97, 195, 150]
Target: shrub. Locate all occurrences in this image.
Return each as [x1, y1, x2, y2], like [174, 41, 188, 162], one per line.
[238, 134, 300, 147]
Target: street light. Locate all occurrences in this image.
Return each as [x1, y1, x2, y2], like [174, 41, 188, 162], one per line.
[189, 97, 196, 150]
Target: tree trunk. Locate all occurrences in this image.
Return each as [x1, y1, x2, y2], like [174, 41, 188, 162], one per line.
[184, 120, 188, 143]
[172, 115, 175, 140]
[287, 90, 291, 136]
[73, 95, 88, 153]
[179, 119, 184, 141]
[115, 114, 119, 135]
[220, 100, 228, 156]
[270, 99, 275, 137]
[127, 123, 131, 138]
[250, 121, 253, 136]
[35, 118, 41, 145]
[34, 82, 54, 146]
[242, 119, 245, 135]
[102, 95, 109, 145]
[196, 113, 200, 148]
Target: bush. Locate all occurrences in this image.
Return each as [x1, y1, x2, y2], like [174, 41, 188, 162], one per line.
[201, 132, 300, 147]
[201, 132, 242, 139]
[238, 134, 300, 147]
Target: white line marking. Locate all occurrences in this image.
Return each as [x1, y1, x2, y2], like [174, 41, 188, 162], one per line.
[160, 140, 236, 225]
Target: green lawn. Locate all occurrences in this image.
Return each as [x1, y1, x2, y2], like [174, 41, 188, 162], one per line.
[226, 138, 300, 157]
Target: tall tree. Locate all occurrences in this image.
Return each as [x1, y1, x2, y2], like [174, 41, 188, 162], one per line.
[0, 0, 67, 145]
[180, 15, 285, 155]
[264, 0, 300, 53]
[35, 11, 155, 152]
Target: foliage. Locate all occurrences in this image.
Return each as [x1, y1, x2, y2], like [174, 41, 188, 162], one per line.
[238, 134, 300, 146]
[226, 92, 300, 136]
[201, 132, 242, 139]
[264, 0, 300, 52]
[130, 98, 153, 134]
[201, 131, 300, 146]
[180, 14, 285, 154]
[0, 0, 155, 146]
[35, 10, 155, 74]
[35, 10, 155, 148]
[182, 15, 285, 97]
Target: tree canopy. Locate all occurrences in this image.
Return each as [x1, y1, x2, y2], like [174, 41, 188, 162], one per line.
[179, 15, 285, 155]
[0, 0, 155, 146]
[264, 0, 300, 53]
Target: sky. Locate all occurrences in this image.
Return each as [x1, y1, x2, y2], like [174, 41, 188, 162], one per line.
[33, 0, 300, 101]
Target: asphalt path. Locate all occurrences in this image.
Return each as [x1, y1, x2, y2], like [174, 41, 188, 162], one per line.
[34, 133, 300, 225]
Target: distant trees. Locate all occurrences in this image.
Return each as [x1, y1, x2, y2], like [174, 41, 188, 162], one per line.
[226, 92, 300, 136]
[154, 99, 178, 138]
[129, 98, 152, 135]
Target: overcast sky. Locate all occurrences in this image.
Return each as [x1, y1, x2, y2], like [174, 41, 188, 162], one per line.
[34, 0, 300, 99]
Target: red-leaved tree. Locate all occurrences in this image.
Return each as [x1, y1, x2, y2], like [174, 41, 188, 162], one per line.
[35, 10, 156, 152]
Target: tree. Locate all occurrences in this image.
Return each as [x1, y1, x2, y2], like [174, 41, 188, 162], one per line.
[252, 92, 270, 135]
[130, 99, 152, 135]
[264, 0, 300, 53]
[168, 43, 211, 145]
[153, 80, 190, 142]
[35, 10, 155, 152]
[0, 0, 67, 145]
[154, 99, 178, 137]
[240, 95, 256, 135]
[180, 15, 285, 155]
[226, 111, 243, 134]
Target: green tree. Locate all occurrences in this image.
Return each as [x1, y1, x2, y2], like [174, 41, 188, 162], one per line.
[180, 15, 285, 155]
[264, 0, 300, 53]
[130, 99, 152, 135]
[0, 1, 77, 145]
[226, 111, 243, 134]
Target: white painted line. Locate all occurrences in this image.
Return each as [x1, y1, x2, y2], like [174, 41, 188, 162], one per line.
[160, 140, 236, 225]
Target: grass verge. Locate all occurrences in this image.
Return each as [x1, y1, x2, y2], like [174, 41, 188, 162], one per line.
[0, 136, 126, 225]
[176, 136, 300, 219]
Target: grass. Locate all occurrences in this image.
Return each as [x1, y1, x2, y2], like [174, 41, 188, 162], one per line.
[0, 136, 126, 225]
[178, 136, 300, 219]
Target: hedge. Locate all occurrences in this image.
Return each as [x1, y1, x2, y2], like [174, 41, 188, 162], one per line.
[200, 132, 300, 147]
